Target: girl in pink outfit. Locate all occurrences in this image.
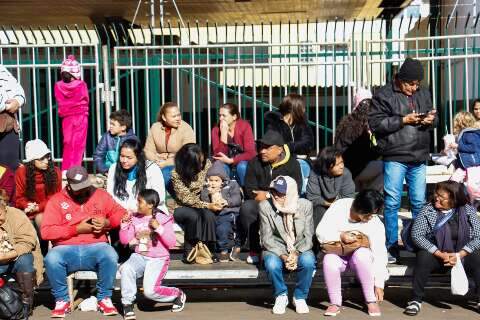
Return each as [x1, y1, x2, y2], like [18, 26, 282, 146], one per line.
[119, 189, 186, 319]
[54, 55, 89, 172]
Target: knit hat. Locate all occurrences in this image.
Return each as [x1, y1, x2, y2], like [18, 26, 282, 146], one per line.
[397, 57, 424, 81]
[206, 160, 229, 180]
[353, 87, 373, 110]
[61, 55, 81, 80]
[24, 139, 51, 162]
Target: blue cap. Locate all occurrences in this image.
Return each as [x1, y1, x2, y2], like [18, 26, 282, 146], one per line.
[270, 176, 287, 194]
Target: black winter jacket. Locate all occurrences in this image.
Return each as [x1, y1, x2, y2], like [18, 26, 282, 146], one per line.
[244, 147, 302, 200]
[368, 81, 436, 163]
[264, 111, 314, 156]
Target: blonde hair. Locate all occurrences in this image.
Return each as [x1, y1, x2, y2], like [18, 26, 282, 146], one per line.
[453, 111, 478, 135]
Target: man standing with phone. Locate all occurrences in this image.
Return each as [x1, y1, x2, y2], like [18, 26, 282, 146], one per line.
[41, 166, 126, 318]
[369, 58, 437, 264]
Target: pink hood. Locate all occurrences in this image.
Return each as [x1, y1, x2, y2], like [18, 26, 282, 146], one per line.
[54, 79, 89, 118]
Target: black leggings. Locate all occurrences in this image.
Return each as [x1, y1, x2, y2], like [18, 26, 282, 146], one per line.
[412, 249, 480, 301]
[174, 207, 217, 252]
[238, 200, 261, 253]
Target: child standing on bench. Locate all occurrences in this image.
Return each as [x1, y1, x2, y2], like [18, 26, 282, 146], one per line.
[119, 189, 186, 320]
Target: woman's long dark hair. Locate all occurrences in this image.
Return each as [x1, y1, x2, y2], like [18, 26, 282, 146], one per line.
[114, 139, 147, 200]
[25, 157, 58, 200]
[278, 93, 307, 126]
[334, 99, 371, 150]
[139, 189, 161, 247]
[312, 146, 342, 176]
[174, 143, 206, 187]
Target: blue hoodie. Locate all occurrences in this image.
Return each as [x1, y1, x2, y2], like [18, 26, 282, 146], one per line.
[93, 128, 139, 173]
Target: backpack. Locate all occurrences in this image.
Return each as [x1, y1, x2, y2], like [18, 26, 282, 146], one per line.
[457, 128, 480, 169]
[0, 278, 24, 320]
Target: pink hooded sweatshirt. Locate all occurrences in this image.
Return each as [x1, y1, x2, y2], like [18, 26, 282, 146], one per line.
[54, 79, 89, 118]
[119, 212, 176, 259]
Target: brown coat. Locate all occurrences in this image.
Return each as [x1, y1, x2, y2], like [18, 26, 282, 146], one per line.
[171, 160, 212, 209]
[144, 120, 196, 167]
[4, 207, 43, 284]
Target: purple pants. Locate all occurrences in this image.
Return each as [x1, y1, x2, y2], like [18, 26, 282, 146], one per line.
[323, 247, 376, 306]
[61, 114, 88, 171]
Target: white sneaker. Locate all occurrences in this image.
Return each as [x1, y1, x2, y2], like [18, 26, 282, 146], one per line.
[246, 255, 259, 265]
[272, 294, 288, 314]
[292, 297, 309, 314]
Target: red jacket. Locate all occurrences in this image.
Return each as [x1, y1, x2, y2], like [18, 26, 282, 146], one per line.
[41, 188, 126, 246]
[0, 165, 14, 205]
[14, 165, 62, 218]
[211, 118, 256, 164]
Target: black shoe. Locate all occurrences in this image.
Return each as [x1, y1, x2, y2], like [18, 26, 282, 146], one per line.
[123, 304, 136, 320]
[172, 291, 186, 312]
[404, 301, 421, 316]
[388, 246, 400, 264]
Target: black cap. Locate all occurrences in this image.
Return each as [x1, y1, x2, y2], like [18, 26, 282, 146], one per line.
[397, 57, 424, 81]
[256, 130, 285, 146]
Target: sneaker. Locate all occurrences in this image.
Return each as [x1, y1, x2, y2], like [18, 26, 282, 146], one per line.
[172, 291, 186, 312]
[246, 252, 260, 265]
[51, 300, 71, 318]
[367, 302, 381, 316]
[219, 251, 230, 263]
[324, 304, 341, 317]
[387, 252, 397, 264]
[98, 298, 119, 316]
[388, 246, 400, 264]
[292, 297, 309, 314]
[404, 301, 422, 316]
[122, 304, 136, 320]
[229, 246, 241, 261]
[272, 294, 288, 315]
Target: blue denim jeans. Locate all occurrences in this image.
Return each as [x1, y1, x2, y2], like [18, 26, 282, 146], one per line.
[383, 161, 426, 248]
[162, 165, 175, 195]
[0, 253, 34, 274]
[223, 161, 248, 187]
[298, 159, 311, 196]
[44, 242, 118, 302]
[216, 211, 241, 252]
[263, 250, 316, 299]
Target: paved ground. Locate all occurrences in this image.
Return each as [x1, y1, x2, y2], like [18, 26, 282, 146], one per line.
[31, 286, 478, 319]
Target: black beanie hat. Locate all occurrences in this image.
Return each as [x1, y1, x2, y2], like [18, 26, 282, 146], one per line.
[397, 58, 424, 81]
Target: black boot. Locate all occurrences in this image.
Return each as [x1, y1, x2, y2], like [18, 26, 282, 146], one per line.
[15, 272, 35, 320]
[182, 240, 195, 263]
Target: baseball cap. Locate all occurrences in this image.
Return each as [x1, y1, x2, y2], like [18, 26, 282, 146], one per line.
[66, 166, 92, 191]
[256, 130, 285, 147]
[270, 176, 287, 194]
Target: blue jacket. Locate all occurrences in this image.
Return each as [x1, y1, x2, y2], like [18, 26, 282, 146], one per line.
[94, 129, 139, 173]
[458, 128, 480, 169]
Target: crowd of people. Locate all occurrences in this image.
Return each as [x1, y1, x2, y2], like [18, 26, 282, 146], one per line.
[0, 55, 479, 319]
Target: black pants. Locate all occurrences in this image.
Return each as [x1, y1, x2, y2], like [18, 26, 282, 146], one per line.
[0, 131, 20, 171]
[412, 249, 480, 301]
[174, 207, 217, 252]
[312, 205, 327, 254]
[238, 200, 261, 253]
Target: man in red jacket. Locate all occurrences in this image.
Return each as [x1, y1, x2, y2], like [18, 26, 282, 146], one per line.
[41, 166, 126, 318]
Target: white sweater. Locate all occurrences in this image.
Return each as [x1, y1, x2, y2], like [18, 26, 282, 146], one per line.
[106, 161, 169, 214]
[316, 198, 389, 288]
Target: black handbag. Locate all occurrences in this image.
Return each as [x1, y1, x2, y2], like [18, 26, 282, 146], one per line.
[227, 143, 244, 158]
[0, 278, 24, 319]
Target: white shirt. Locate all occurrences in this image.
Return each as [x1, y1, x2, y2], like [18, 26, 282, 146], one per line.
[316, 198, 389, 288]
[106, 161, 169, 214]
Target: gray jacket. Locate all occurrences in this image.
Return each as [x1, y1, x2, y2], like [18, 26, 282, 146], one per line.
[259, 198, 314, 257]
[200, 179, 242, 214]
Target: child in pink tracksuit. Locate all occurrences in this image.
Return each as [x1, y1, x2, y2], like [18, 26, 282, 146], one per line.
[54, 55, 89, 173]
[119, 189, 186, 320]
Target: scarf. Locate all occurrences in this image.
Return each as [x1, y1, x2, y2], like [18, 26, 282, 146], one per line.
[317, 173, 344, 204]
[127, 166, 138, 181]
[434, 206, 470, 253]
[270, 176, 299, 254]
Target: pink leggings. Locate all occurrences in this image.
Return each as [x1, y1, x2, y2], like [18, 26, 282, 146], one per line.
[61, 114, 88, 171]
[323, 247, 376, 306]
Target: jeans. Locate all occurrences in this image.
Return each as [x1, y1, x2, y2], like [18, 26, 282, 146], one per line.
[44, 243, 118, 302]
[263, 250, 316, 299]
[383, 161, 426, 248]
[162, 165, 175, 195]
[298, 159, 311, 196]
[323, 248, 376, 306]
[216, 211, 241, 252]
[120, 253, 180, 305]
[0, 253, 34, 274]
[223, 161, 248, 187]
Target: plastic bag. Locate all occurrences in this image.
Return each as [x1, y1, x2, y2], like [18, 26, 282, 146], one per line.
[79, 296, 98, 312]
[451, 253, 469, 296]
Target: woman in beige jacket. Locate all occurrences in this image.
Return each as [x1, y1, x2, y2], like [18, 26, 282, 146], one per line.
[144, 102, 195, 191]
[0, 188, 43, 318]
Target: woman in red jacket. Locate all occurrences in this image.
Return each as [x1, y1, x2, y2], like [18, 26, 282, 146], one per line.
[211, 103, 256, 186]
[15, 139, 61, 254]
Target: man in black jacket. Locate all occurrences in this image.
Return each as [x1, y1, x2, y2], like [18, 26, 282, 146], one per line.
[239, 130, 302, 264]
[369, 58, 437, 264]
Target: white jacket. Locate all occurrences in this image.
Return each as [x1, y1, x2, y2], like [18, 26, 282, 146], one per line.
[107, 161, 169, 214]
[316, 198, 389, 288]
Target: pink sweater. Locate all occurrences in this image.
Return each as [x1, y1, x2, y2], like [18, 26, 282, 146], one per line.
[54, 79, 89, 118]
[119, 212, 176, 258]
